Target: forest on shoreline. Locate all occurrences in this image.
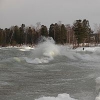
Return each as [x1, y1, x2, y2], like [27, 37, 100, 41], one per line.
[0, 19, 99, 48]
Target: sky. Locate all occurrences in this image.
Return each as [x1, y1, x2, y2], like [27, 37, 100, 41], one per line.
[0, 0, 100, 30]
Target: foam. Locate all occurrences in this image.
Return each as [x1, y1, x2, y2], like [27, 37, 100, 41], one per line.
[13, 57, 21, 62]
[73, 47, 100, 62]
[75, 47, 100, 53]
[95, 96, 100, 100]
[19, 46, 34, 51]
[25, 37, 60, 64]
[95, 77, 100, 100]
[0, 81, 10, 86]
[35, 93, 77, 100]
[24, 37, 100, 64]
[96, 77, 100, 84]
[25, 57, 51, 64]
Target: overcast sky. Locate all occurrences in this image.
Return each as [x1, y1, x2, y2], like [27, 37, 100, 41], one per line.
[0, 0, 100, 30]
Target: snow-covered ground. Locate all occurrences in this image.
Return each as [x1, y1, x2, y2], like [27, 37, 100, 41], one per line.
[75, 46, 100, 52]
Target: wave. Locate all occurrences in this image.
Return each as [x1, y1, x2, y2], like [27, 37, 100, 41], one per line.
[1, 37, 100, 64]
[24, 37, 100, 64]
[35, 93, 77, 100]
[95, 77, 100, 100]
[25, 37, 60, 64]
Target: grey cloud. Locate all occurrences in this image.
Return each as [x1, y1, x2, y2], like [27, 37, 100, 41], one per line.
[0, 0, 100, 29]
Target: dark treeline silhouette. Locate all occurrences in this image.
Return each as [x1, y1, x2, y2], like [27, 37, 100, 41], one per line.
[0, 19, 98, 47]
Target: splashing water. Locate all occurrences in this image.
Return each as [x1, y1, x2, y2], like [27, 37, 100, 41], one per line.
[25, 37, 60, 64]
[35, 93, 77, 100]
[25, 37, 100, 64]
[1, 38, 100, 100]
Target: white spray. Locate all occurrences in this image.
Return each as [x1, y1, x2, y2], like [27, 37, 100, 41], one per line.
[25, 37, 60, 64]
[25, 37, 100, 64]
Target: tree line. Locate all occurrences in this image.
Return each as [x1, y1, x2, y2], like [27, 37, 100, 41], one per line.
[0, 19, 93, 47]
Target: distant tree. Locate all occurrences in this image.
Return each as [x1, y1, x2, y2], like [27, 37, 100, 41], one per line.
[66, 24, 75, 44]
[94, 24, 100, 44]
[0, 29, 4, 46]
[73, 19, 91, 46]
[5, 28, 11, 45]
[49, 24, 55, 40]
[31, 27, 36, 44]
[0, 20, 93, 46]
[19, 24, 25, 44]
[54, 23, 61, 43]
[2, 28, 7, 46]
[24, 26, 36, 45]
[49, 23, 67, 44]
[27, 27, 35, 45]
[13, 25, 20, 44]
[9, 26, 14, 45]
[60, 24, 67, 44]
[54, 23, 67, 44]
[40, 25, 48, 37]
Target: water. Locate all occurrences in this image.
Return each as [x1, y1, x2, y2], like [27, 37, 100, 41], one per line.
[0, 38, 100, 100]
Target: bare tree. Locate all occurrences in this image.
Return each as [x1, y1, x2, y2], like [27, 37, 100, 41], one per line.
[94, 24, 100, 44]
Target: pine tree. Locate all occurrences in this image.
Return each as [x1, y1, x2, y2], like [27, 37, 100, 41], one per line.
[49, 24, 55, 40]
[73, 19, 91, 46]
[40, 25, 48, 37]
[61, 24, 67, 44]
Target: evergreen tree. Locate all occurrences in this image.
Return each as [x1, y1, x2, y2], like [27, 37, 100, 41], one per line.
[40, 25, 48, 37]
[0, 21, 93, 46]
[61, 24, 67, 44]
[54, 23, 61, 43]
[13, 25, 20, 44]
[19, 24, 25, 44]
[49, 24, 55, 40]
[2, 29, 7, 46]
[49, 23, 67, 44]
[27, 27, 35, 45]
[5, 28, 11, 45]
[82, 19, 91, 43]
[0, 29, 4, 46]
[73, 19, 91, 46]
